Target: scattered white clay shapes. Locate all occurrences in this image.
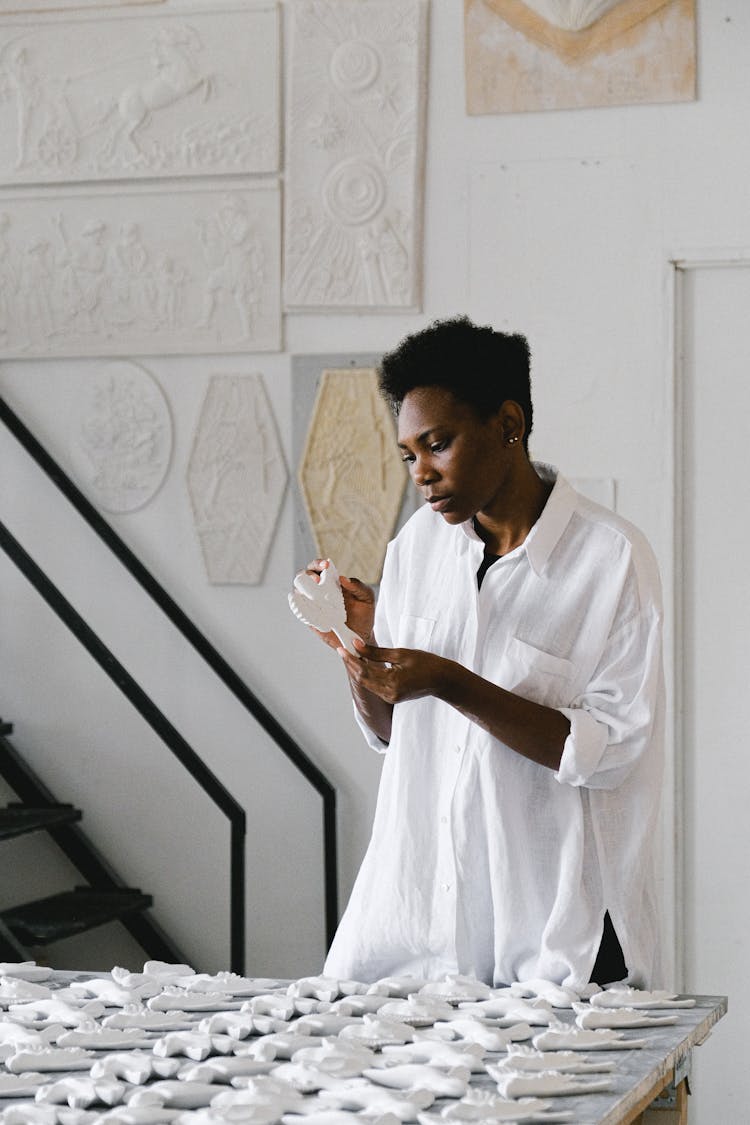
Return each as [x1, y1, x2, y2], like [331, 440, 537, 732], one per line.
[378, 997, 455, 1027]
[368, 977, 427, 999]
[435, 1090, 567, 1121]
[319, 1083, 435, 1119]
[329, 994, 392, 1016]
[509, 980, 582, 1009]
[239, 1032, 323, 1061]
[0, 1071, 47, 1096]
[295, 1013, 364, 1037]
[243, 994, 297, 1021]
[102, 1005, 195, 1031]
[134, 1079, 223, 1109]
[430, 1018, 533, 1051]
[0, 978, 53, 1005]
[288, 563, 361, 655]
[147, 988, 241, 1012]
[55, 1026, 155, 1050]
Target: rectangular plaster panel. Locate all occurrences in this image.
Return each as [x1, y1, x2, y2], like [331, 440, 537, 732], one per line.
[0, 180, 281, 357]
[0, 2, 279, 184]
[292, 353, 420, 582]
[0, 1, 164, 10]
[284, 0, 428, 312]
[464, 0, 695, 114]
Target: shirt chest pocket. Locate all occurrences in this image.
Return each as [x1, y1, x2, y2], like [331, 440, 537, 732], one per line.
[501, 637, 575, 708]
[398, 613, 436, 650]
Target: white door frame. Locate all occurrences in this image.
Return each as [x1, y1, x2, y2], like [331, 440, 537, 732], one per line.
[663, 248, 750, 988]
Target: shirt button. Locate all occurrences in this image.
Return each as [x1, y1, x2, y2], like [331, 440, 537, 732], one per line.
[442, 883, 451, 892]
[454, 745, 462, 755]
[440, 816, 448, 825]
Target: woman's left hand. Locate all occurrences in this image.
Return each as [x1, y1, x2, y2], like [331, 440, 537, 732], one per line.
[339, 638, 454, 703]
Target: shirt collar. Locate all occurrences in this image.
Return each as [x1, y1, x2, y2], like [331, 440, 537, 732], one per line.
[459, 462, 577, 577]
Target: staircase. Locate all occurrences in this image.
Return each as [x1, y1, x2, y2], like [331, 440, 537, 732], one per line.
[0, 718, 186, 965]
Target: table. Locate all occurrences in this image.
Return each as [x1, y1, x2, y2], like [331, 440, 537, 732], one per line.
[0, 970, 727, 1123]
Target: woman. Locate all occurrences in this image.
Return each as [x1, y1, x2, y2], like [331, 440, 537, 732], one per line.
[307, 316, 664, 990]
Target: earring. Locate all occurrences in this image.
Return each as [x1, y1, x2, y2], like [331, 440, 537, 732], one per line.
[507, 435, 519, 446]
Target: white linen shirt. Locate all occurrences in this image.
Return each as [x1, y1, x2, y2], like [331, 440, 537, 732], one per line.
[324, 466, 665, 991]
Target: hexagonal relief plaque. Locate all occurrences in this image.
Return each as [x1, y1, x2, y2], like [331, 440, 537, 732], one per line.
[298, 367, 407, 585]
[187, 374, 287, 585]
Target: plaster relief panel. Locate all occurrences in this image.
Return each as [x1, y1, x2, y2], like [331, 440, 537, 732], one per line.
[0, 181, 281, 357]
[0, 1, 164, 9]
[298, 368, 408, 585]
[284, 0, 428, 312]
[465, 0, 695, 114]
[187, 374, 287, 585]
[0, 2, 279, 184]
[68, 359, 172, 513]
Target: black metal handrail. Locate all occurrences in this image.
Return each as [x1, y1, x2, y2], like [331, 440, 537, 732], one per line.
[1, 394, 338, 961]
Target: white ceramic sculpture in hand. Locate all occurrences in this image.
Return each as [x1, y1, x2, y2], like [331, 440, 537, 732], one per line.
[288, 560, 362, 655]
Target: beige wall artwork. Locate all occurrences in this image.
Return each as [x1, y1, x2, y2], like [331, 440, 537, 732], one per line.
[284, 0, 428, 312]
[298, 368, 408, 585]
[464, 0, 696, 115]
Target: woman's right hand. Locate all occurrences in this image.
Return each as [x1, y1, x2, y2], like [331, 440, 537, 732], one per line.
[304, 559, 376, 650]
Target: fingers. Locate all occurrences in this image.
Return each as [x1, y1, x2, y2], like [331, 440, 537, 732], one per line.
[352, 638, 397, 664]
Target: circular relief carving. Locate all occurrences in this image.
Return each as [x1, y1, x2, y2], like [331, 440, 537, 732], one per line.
[329, 39, 380, 92]
[323, 158, 386, 227]
[69, 360, 172, 513]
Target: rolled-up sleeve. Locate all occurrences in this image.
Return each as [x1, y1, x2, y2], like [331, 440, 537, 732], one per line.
[555, 605, 663, 790]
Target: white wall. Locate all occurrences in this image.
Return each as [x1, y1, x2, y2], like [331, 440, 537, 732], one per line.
[0, 0, 747, 1110]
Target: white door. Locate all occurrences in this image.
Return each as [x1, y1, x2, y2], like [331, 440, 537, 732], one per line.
[680, 262, 750, 1123]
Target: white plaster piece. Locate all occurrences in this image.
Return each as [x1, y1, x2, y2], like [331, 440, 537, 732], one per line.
[285, 0, 427, 311]
[0, 1021, 62, 1059]
[289, 565, 363, 656]
[0, 977, 53, 1005]
[209, 1074, 307, 1116]
[180, 1057, 278, 1085]
[0, 1106, 58, 1125]
[153, 1031, 234, 1060]
[266, 1063, 368, 1095]
[0, 962, 53, 982]
[478, 1000, 557, 1027]
[102, 1005, 195, 1031]
[55, 1026, 155, 1050]
[282, 1115, 401, 1125]
[328, 995, 391, 1017]
[8, 998, 105, 1026]
[508, 981, 581, 1009]
[339, 1015, 415, 1049]
[319, 1084, 435, 1120]
[35, 1075, 126, 1108]
[90, 1050, 182, 1085]
[88, 1109, 181, 1125]
[378, 997, 455, 1027]
[290, 1038, 378, 1077]
[435, 1090, 566, 1122]
[418, 977, 493, 1004]
[293, 1013, 363, 1037]
[238, 1032, 323, 1061]
[364, 1065, 470, 1099]
[380, 1041, 485, 1073]
[140, 961, 196, 982]
[199, 1011, 280, 1040]
[532, 1026, 649, 1051]
[187, 374, 287, 585]
[368, 978, 427, 999]
[176, 973, 286, 997]
[132, 1080, 222, 1110]
[0, 182, 281, 358]
[288, 976, 365, 1003]
[148, 988, 241, 1012]
[0, 1071, 46, 1097]
[0, 5, 279, 184]
[573, 1005, 680, 1030]
[298, 368, 408, 585]
[243, 993, 297, 1021]
[4, 1045, 96, 1072]
[430, 1019, 534, 1051]
[589, 987, 696, 1009]
[492, 1070, 613, 1098]
[491, 1045, 617, 1074]
[455, 996, 524, 1019]
[67, 362, 172, 514]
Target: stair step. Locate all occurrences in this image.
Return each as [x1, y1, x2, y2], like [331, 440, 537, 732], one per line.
[0, 804, 82, 841]
[1, 887, 153, 946]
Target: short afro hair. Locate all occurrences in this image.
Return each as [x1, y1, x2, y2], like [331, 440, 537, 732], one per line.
[377, 315, 533, 451]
